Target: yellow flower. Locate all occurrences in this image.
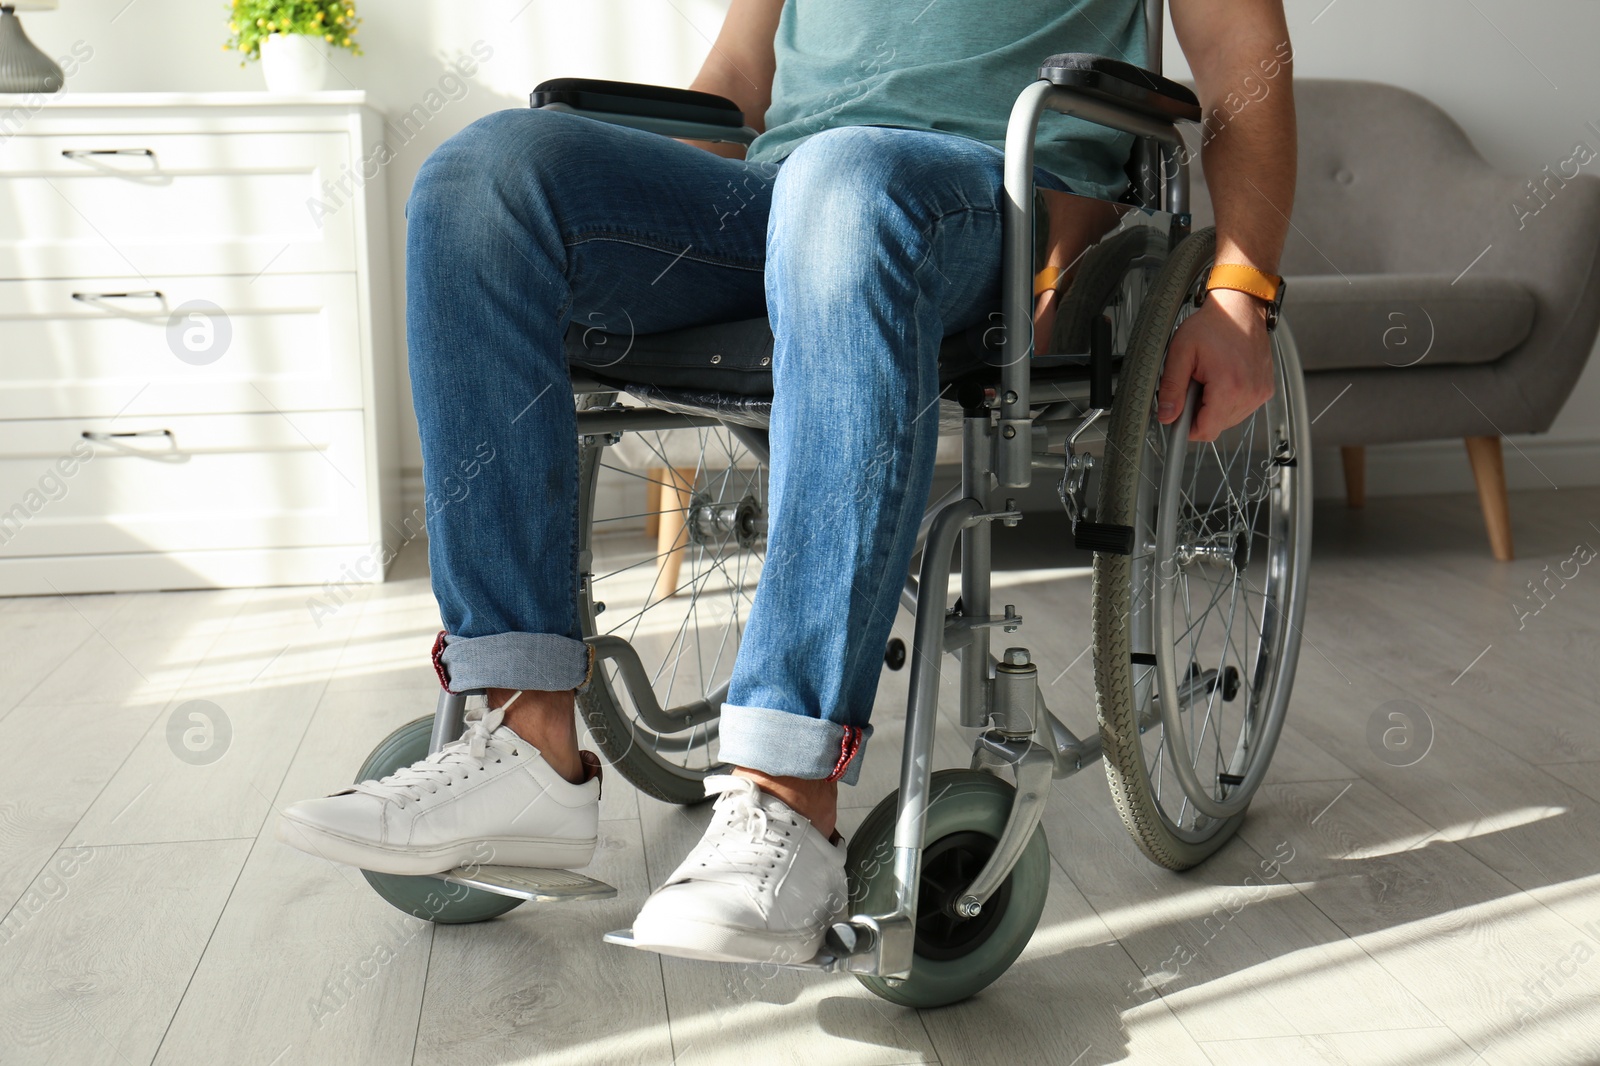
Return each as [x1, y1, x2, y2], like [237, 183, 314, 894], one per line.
[227, 21, 237, 31]
[256, 16, 265, 26]
[324, 32, 334, 41]
[314, 10, 323, 20]
[341, 36, 350, 45]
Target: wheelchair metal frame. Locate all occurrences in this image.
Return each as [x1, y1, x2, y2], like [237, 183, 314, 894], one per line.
[425, 1, 1213, 981]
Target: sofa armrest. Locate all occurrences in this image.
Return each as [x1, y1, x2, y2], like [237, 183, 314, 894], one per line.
[530, 77, 758, 145]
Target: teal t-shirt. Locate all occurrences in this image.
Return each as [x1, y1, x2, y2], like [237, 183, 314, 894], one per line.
[746, 0, 1147, 202]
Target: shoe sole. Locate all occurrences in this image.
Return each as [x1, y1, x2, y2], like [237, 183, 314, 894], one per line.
[629, 913, 827, 965]
[275, 815, 595, 875]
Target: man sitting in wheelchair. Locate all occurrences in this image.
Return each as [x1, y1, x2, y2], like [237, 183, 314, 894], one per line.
[278, 0, 1295, 970]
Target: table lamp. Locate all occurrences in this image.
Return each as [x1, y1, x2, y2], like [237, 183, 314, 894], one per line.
[0, 1, 63, 93]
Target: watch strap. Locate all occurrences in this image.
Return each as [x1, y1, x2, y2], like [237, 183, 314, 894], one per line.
[1205, 262, 1284, 304]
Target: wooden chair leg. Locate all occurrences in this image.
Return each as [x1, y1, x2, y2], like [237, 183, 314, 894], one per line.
[652, 467, 696, 601]
[1340, 445, 1366, 509]
[1464, 435, 1514, 561]
[644, 467, 664, 538]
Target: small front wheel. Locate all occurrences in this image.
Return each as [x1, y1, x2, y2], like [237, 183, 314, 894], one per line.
[356, 715, 524, 924]
[846, 770, 1050, 1008]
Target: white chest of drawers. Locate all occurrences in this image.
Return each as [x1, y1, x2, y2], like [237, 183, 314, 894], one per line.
[0, 91, 400, 594]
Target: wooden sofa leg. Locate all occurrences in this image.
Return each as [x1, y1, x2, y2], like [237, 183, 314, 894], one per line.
[644, 467, 664, 538]
[1464, 436, 1515, 561]
[652, 468, 696, 602]
[1340, 446, 1366, 509]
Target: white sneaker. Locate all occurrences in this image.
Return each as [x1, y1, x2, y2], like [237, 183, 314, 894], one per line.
[275, 699, 600, 875]
[631, 775, 848, 964]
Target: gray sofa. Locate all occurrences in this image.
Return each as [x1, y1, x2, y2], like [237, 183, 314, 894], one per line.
[1190, 79, 1600, 560]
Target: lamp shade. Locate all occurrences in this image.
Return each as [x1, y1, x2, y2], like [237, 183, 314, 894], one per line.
[7, 2, 61, 10]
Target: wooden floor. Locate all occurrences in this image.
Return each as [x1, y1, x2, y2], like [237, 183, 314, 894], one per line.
[3, 486, 1599, 1065]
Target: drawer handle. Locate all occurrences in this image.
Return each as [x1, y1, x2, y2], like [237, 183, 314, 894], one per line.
[72, 290, 165, 303]
[82, 428, 184, 462]
[61, 148, 156, 159]
[82, 429, 173, 441]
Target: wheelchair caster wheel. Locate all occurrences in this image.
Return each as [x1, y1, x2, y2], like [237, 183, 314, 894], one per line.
[846, 770, 1049, 1008]
[884, 637, 907, 671]
[354, 715, 524, 924]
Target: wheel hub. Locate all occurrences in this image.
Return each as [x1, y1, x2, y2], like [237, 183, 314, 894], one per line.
[913, 831, 1012, 962]
[687, 493, 763, 549]
[1176, 519, 1249, 570]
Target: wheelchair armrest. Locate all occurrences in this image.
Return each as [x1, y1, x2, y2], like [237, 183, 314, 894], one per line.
[1039, 54, 1201, 124]
[530, 77, 758, 145]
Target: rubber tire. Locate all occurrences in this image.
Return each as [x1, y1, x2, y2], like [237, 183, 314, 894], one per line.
[356, 715, 525, 924]
[847, 770, 1050, 1008]
[1090, 227, 1246, 871]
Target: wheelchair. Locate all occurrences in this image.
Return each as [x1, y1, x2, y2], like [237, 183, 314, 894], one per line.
[353, 10, 1313, 1010]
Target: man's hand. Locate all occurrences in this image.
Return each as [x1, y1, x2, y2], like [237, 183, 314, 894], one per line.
[1157, 288, 1275, 441]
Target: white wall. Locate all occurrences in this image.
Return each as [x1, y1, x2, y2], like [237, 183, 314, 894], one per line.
[22, 0, 1600, 499]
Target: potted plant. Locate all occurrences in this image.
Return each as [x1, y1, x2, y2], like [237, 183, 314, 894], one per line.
[224, 0, 363, 93]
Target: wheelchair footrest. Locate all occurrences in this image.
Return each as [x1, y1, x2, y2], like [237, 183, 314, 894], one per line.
[1073, 521, 1135, 555]
[426, 865, 617, 903]
[603, 928, 847, 971]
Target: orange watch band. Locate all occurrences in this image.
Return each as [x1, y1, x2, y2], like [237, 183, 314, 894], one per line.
[1205, 262, 1284, 304]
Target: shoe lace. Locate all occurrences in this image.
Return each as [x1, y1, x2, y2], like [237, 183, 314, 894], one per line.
[692, 776, 800, 885]
[348, 695, 522, 806]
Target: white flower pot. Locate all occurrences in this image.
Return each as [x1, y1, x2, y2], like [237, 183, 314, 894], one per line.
[259, 33, 328, 93]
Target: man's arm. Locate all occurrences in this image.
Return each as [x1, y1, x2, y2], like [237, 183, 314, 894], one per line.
[1162, 0, 1296, 440]
[682, 0, 784, 159]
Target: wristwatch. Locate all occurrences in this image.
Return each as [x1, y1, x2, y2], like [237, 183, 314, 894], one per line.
[1199, 263, 1287, 332]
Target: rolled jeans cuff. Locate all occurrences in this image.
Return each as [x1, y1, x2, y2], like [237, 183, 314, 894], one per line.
[431, 630, 593, 693]
[717, 703, 872, 785]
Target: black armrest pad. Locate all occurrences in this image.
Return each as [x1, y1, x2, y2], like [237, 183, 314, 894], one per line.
[1039, 54, 1201, 123]
[530, 78, 745, 129]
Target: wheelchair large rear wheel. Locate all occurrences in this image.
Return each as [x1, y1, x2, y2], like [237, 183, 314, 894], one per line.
[575, 399, 765, 804]
[1091, 228, 1313, 870]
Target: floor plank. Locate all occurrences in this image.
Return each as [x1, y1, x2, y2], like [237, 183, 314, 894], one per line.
[152, 684, 439, 1066]
[410, 818, 673, 1066]
[1238, 779, 1600, 1063]
[0, 839, 251, 1066]
[0, 701, 167, 922]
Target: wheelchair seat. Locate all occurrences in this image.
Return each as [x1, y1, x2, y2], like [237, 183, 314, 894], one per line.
[567, 318, 993, 396]
[566, 316, 1093, 403]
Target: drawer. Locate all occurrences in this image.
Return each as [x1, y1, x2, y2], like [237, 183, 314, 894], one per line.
[0, 412, 370, 558]
[0, 132, 357, 278]
[0, 274, 365, 418]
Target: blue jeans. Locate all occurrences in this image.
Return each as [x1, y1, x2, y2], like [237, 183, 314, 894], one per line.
[407, 108, 1067, 785]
